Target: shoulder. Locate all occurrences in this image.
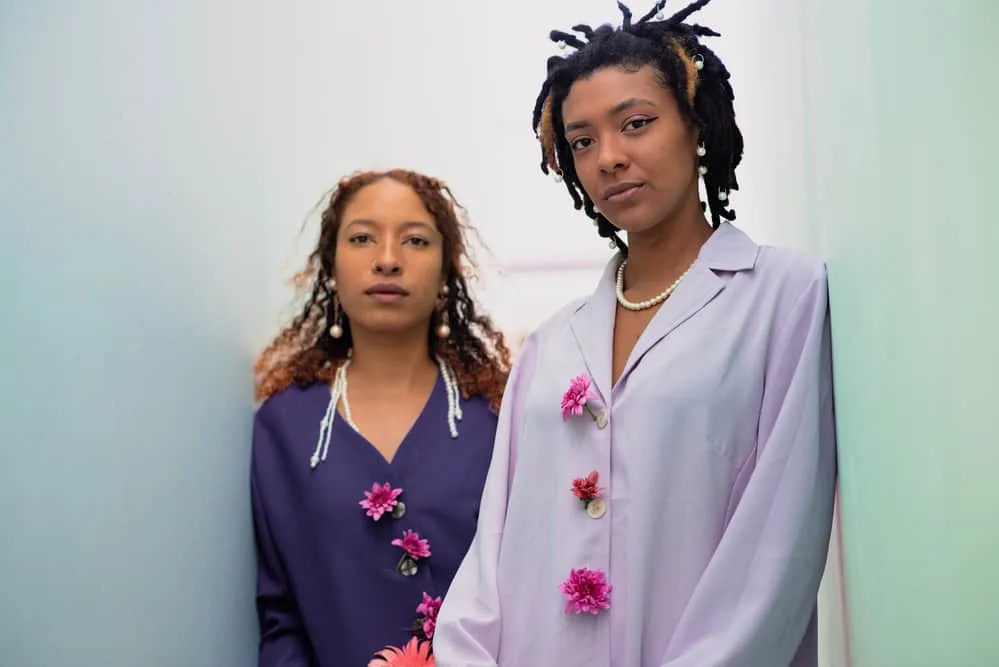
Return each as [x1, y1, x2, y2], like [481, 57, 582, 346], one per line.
[528, 296, 587, 341]
[521, 255, 616, 345]
[750, 243, 828, 313]
[755, 244, 827, 290]
[459, 393, 500, 428]
[749, 244, 829, 337]
[253, 381, 328, 458]
[255, 381, 325, 424]
[506, 296, 585, 378]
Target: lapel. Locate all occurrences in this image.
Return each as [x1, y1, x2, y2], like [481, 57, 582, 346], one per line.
[568, 257, 619, 405]
[615, 223, 761, 392]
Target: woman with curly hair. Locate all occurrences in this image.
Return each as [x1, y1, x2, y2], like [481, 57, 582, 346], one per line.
[251, 169, 510, 667]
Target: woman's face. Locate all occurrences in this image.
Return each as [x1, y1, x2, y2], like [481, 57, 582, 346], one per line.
[561, 64, 700, 235]
[333, 178, 445, 337]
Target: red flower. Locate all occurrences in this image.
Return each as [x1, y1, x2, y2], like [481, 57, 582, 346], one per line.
[392, 529, 431, 560]
[359, 482, 403, 521]
[571, 471, 605, 503]
[559, 567, 612, 616]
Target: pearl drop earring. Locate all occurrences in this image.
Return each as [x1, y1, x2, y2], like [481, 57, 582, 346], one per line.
[329, 307, 343, 339]
[436, 285, 451, 339]
[437, 321, 451, 339]
[329, 279, 343, 338]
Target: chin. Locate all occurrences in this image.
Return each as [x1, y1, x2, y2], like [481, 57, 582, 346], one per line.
[603, 208, 661, 235]
[353, 315, 426, 337]
[606, 197, 688, 236]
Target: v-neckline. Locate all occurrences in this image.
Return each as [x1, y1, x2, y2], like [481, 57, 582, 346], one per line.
[335, 372, 442, 467]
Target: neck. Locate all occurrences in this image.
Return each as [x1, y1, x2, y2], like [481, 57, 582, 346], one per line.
[346, 327, 438, 391]
[623, 196, 713, 295]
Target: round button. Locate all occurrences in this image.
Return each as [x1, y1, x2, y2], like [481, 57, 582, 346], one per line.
[586, 498, 607, 519]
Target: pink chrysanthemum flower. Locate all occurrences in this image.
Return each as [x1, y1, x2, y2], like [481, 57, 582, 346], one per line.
[368, 637, 435, 667]
[392, 529, 431, 560]
[561, 374, 600, 422]
[359, 482, 403, 521]
[416, 592, 442, 639]
[559, 567, 612, 616]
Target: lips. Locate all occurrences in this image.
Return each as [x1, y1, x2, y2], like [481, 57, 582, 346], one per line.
[601, 182, 645, 202]
[365, 283, 409, 296]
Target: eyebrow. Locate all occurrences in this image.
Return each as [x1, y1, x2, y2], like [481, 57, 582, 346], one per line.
[344, 219, 437, 232]
[564, 97, 658, 132]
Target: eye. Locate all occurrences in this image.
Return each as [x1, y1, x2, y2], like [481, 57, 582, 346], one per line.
[347, 233, 372, 245]
[404, 236, 431, 248]
[569, 137, 593, 152]
[624, 116, 657, 132]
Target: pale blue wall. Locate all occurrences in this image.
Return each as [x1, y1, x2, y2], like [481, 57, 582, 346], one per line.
[0, 3, 269, 665]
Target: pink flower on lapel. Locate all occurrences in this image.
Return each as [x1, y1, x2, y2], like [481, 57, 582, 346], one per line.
[413, 592, 442, 639]
[393, 529, 431, 560]
[561, 374, 606, 427]
[359, 482, 404, 521]
[559, 567, 612, 615]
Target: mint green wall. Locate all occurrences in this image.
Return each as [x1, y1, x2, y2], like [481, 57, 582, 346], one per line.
[801, 2, 999, 665]
[0, 3, 267, 665]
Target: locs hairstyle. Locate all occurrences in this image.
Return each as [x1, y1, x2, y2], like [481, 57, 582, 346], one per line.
[532, 0, 744, 255]
[254, 170, 511, 413]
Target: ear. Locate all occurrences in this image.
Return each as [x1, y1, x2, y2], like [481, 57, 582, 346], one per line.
[685, 117, 700, 147]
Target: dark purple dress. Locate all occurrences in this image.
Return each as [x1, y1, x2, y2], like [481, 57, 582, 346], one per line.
[251, 373, 498, 666]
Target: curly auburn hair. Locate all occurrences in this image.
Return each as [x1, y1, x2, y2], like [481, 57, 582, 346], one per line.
[254, 169, 511, 413]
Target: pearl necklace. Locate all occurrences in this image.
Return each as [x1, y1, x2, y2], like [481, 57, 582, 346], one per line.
[309, 358, 463, 470]
[615, 260, 696, 311]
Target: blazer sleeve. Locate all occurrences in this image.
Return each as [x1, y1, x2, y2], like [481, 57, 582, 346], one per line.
[659, 264, 838, 666]
[251, 410, 316, 667]
[432, 334, 539, 667]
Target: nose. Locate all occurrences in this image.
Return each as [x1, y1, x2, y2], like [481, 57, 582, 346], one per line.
[597, 135, 629, 174]
[372, 243, 401, 276]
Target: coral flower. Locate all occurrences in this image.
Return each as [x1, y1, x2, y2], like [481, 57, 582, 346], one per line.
[359, 482, 403, 521]
[368, 638, 435, 667]
[392, 529, 431, 560]
[559, 567, 612, 615]
[571, 471, 605, 503]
